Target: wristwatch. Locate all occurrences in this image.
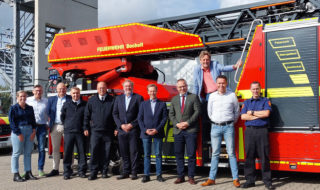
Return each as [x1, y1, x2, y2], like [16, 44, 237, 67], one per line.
[251, 110, 254, 115]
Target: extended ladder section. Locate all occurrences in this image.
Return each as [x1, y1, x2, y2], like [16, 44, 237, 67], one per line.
[145, 0, 320, 55]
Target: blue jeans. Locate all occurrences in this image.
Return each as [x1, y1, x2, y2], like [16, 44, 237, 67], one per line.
[209, 123, 238, 180]
[36, 125, 47, 171]
[142, 138, 163, 176]
[11, 125, 34, 173]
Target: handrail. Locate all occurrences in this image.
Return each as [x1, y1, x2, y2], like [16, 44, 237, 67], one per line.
[234, 19, 263, 84]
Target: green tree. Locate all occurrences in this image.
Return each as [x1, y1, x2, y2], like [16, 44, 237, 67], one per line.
[0, 86, 12, 114]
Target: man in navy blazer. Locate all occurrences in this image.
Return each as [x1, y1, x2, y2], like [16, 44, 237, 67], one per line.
[138, 84, 167, 183]
[112, 79, 144, 180]
[46, 82, 72, 177]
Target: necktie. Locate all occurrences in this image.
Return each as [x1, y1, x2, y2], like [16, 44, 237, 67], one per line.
[101, 96, 104, 101]
[181, 95, 185, 113]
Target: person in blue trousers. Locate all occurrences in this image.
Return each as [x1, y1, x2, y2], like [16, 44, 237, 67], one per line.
[201, 75, 240, 187]
[9, 90, 37, 182]
[26, 84, 48, 177]
[138, 84, 167, 183]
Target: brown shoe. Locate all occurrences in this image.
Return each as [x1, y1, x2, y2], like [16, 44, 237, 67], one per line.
[201, 179, 215, 186]
[174, 177, 185, 184]
[188, 177, 196, 185]
[233, 179, 241, 188]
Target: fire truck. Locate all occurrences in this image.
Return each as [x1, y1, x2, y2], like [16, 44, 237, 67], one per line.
[47, 0, 320, 173]
[0, 115, 11, 150]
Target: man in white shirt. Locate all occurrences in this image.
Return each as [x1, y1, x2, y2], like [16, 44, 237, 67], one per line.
[26, 85, 48, 177]
[201, 75, 240, 187]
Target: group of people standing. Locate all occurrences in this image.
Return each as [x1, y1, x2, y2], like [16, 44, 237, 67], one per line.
[8, 50, 274, 189]
[194, 51, 274, 190]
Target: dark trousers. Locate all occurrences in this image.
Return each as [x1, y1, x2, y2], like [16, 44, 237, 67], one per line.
[244, 127, 272, 185]
[174, 131, 198, 178]
[201, 101, 211, 141]
[89, 131, 112, 175]
[118, 130, 139, 175]
[63, 132, 87, 176]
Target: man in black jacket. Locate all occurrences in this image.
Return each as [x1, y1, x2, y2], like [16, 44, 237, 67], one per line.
[84, 81, 115, 180]
[61, 87, 87, 180]
[113, 79, 144, 180]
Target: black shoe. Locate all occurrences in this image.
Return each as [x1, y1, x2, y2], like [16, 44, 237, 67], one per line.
[131, 174, 138, 180]
[88, 174, 97, 180]
[63, 175, 70, 180]
[241, 182, 255, 188]
[157, 175, 165, 182]
[141, 175, 150, 183]
[25, 171, 38, 180]
[101, 173, 110, 178]
[13, 173, 25, 182]
[46, 170, 59, 177]
[79, 173, 86, 178]
[265, 184, 275, 190]
[117, 174, 129, 180]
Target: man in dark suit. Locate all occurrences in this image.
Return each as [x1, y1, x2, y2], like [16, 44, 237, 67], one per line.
[84, 81, 115, 180]
[138, 84, 167, 183]
[169, 79, 201, 185]
[61, 87, 87, 180]
[113, 79, 144, 180]
[46, 82, 72, 177]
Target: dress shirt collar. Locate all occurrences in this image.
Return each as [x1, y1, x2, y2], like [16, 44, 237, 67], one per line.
[73, 99, 80, 105]
[57, 95, 66, 100]
[31, 96, 42, 101]
[201, 64, 210, 71]
[99, 94, 106, 101]
[17, 103, 27, 110]
[217, 90, 227, 96]
[250, 96, 262, 101]
[180, 93, 187, 98]
[125, 93, 133, 98]
[150, 98, 157, 103]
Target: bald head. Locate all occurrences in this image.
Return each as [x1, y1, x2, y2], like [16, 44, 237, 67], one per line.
[56, 82, 67, 97]
[97, 81, 107, 96]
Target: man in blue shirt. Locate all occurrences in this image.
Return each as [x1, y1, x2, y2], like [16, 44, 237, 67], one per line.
[113, 79, 143, 180]
[46, 83, 72, 177]
[138, 84, 167, 183]
[240, 81, 274, 190]
[193, 50, 241, 103]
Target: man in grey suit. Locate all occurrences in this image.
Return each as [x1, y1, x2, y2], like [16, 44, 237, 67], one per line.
[169, 79, 201, 185]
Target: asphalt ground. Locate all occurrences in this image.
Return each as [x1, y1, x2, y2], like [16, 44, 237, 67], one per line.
[0, 149, 320, 190]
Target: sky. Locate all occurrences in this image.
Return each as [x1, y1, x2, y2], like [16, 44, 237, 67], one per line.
[98, 0, 264, 26]
[0, 2, 12, 31]
[0, 0, 265, 29]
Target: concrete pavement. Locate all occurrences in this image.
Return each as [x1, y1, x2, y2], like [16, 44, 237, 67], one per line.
[0, 151, 320, 190]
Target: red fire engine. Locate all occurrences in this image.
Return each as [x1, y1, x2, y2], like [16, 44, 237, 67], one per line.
[47, 0, 320, 173]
